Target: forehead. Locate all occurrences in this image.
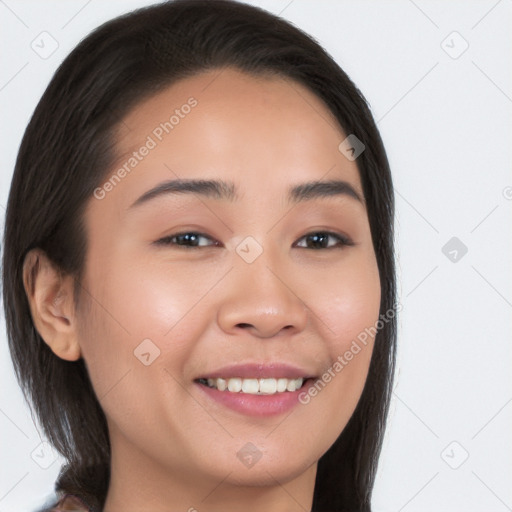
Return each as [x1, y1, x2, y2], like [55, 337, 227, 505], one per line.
[117, 67, 344, 141]
[104, 67, 364, 210]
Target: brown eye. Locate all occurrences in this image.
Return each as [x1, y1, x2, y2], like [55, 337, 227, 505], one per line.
[294, 231, 354, 250]
[154, 232, 220, 248]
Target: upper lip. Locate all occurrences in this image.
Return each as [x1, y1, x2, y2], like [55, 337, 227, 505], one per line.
[197, 363, 316, 380]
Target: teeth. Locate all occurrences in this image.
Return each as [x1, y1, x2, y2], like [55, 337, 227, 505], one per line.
[241, 378, 259, 393]
[276, 378, 288, 392]
[227, 378, 242, 392]
[203, 377, 304, 394]
[259, 378, 277, 394]
[286, 379, 297, 392]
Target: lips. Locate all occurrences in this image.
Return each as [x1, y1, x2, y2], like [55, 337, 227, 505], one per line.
[196, 362, 316, 380]
[194, 364, 318, 417]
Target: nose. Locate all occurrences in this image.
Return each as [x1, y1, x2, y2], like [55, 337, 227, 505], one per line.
[216, 248, 309, 339]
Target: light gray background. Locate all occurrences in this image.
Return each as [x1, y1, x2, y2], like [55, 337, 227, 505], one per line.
[1, 1, 511, 511]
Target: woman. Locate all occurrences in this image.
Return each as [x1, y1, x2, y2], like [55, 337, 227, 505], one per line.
[2, 0, 397, 510]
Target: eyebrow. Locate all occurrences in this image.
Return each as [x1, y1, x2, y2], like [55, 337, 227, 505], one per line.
[128, 178, 364, 209]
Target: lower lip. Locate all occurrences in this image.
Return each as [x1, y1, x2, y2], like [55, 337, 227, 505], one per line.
[195, 379, 314, 417]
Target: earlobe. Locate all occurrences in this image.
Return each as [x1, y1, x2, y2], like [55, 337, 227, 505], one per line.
[22, 249, 82, 361]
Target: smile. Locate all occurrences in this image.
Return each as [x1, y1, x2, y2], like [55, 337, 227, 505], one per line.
[197, 377, 306, 394]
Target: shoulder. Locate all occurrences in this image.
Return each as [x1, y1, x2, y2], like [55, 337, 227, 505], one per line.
[41, 494, 93, 512]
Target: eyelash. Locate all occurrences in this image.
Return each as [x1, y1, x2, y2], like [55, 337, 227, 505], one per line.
[154, 230, 354, 250]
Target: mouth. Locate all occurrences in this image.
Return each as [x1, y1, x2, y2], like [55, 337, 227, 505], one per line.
[193, 363, 317, 416]
[196, 376, 311, 395]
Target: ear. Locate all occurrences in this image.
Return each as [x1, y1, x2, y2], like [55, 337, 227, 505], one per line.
[22, 248, 82, 361]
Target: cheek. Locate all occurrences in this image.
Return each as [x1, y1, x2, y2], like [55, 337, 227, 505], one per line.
[77, 255, 215, 394]
[300, 253, 381, 422]
[81, 258, 200, 349]
[308, 251, 381, 355]
[100, 255, 223, 336]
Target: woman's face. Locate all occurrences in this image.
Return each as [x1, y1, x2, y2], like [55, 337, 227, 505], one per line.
[77, 68, 381, 502]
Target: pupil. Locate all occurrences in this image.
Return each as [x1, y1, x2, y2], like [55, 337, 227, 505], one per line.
[179, 233, 197, 245]
[308, 233, 327, 248]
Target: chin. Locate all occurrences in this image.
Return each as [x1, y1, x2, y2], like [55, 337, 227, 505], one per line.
[203, 445, 318, 487]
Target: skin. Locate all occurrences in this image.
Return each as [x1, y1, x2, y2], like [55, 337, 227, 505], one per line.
[24, 68, 381, 512]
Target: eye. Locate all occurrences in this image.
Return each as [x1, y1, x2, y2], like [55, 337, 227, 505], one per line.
[154, 230, 353, 250]
[294, 231, 354, 250]
[154, 231, 219, 248]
